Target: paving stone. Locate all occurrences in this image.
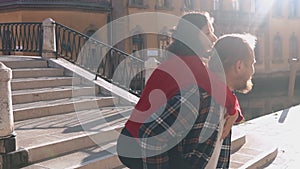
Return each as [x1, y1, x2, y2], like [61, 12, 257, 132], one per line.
[237, 104, 300, 168]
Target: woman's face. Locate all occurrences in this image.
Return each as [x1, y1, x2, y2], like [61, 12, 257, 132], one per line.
[200, 22, 217, 52]
[201, 22, 217, 43]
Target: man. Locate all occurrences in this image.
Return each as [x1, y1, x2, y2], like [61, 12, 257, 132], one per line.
[136, 34, 256, 169]
[207, 33, 256, 168]
[210, 34, 257, 145]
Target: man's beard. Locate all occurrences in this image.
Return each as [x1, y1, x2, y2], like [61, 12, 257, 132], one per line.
[235, 78, 253, 94]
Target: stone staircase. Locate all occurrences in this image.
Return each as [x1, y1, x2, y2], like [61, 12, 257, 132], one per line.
[0, 55, 277, 169]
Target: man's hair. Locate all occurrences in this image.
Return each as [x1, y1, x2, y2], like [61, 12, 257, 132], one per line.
[208, 33, 257, 73]
[167, 11, 213, 56]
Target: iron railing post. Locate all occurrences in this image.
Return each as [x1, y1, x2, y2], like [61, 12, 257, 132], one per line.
[288, 58, 300, 105]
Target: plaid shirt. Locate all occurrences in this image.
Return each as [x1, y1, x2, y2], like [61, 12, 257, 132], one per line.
[138, 85, 231, 169]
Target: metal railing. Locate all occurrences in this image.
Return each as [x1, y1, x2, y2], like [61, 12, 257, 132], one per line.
[0, 21, 145, 96]
[0, 0, 110, 8]
[54, 22, 145, 96]
[0, 22, 43, 54]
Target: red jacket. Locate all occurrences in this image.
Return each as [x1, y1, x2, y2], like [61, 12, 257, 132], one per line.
[125, 55, 243, 138]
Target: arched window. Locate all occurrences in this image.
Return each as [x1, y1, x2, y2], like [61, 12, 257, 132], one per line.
[129, 0, 144, 6]
[289, 0, 296, 17]
[131, 25, 145, 60]
[232, 0, 240, 11]
[250, 0, 256, 13]
[158, 28, 171, 60]
[254, 39, 261, 63]
[132, 33, 144, 59]
[273, 33, 283, 63]
[86, 30, 96, 37]
[252, 0, 263, 14]
[213, 0, 220, 10]
[183, 0, 194, 11]
[274, 0, 282, 17]
[132, 34, 143, 51]
[156, 0, 172, 9]
[289, 0, 298, 17]
[289, 33, 298, 59]
[83, 25, 98, 37]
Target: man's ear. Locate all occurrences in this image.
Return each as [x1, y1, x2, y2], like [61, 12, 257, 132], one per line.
[234, 60, 243, 73]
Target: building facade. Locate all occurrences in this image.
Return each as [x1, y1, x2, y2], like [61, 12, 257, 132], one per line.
[199, 0, 300, 118]
[0, 0, 110, 36]
[2, 0, 299, 76]
[108, 0, 300, 119]
[1, 0, 300, 118]
[110, 0, 300, 76]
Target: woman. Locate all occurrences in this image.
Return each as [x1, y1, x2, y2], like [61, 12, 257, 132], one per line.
[117, 11, 242, 169]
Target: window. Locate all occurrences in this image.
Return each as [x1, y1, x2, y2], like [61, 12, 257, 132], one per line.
[132, 33, 145, 59]
[183, 0, 194, 11]
[232, 0, 240, 11]
[253, 0, 265, 14]
[273, 0, 282, 17]
[289, 33, 298, 59]
[250, 0, 256, 13]
[254, 39, 261, 63]
[213, 0, 220, 10]
[86, 30, 96, 37]
[84, 29, 98, 70]
[289, 0, 298, 17]
[129, 0, 144, 6]
[157, 30, 171, 60]
[273, 33, 283, 63]
[200, 0, 209, 11]
[156, 0, 172, 9]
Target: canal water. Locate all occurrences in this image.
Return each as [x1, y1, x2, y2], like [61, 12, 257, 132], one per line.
[236, 75, 300, 121]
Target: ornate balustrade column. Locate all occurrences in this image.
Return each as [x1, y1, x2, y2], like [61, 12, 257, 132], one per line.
[42, 18, 56, 59]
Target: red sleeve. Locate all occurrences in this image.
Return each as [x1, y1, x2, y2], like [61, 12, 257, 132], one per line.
[228, 97, 244, 123]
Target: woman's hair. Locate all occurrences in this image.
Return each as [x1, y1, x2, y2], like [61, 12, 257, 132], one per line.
[167, 11, 213, 56]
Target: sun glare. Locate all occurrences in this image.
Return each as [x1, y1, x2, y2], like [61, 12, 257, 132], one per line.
[255, 0, 275, 16]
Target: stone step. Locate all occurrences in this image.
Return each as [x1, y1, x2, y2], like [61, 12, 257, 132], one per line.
[230, 129, 278, 169]
[231, 127, 246, 154]
[5, 55, 274, 169]
[0, 56, 47, 68]
[14, 107, 133, 168]
[11, 76, 80, 90]
[21, 143, 123, 169]
[13, 96, 116, 121]
[18, 126, 246, 169]
[12, 86, 95, 104]
[230, 147, 278, 169]
[12, 67, 64, 78]
[113, 129, 275, 169]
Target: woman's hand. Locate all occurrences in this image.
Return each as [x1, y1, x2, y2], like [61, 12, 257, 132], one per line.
[221, 112, 238, 140]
